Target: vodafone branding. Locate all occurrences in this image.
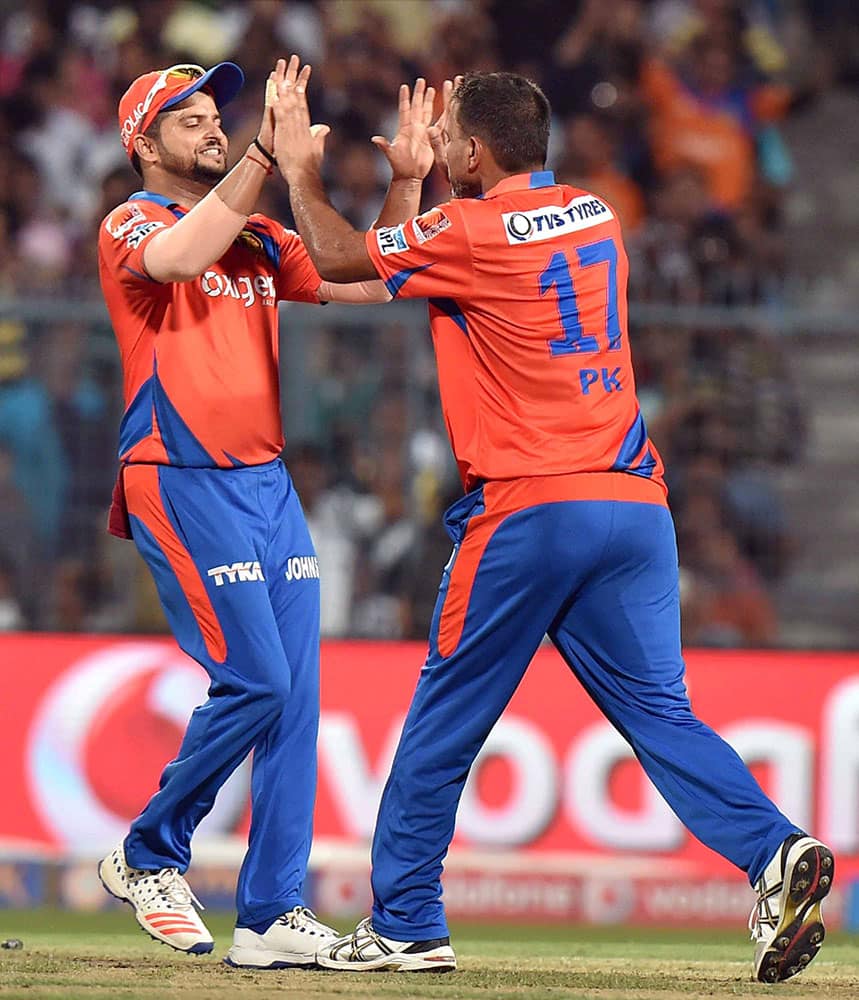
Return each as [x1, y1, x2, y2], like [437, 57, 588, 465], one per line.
[24, 641, 249, 849]
[3, 637, 859, 887]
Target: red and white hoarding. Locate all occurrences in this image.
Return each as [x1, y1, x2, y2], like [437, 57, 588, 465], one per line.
[1, 635, 857, 925]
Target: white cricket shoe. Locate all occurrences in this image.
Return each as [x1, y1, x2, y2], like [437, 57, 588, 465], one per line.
[316, 916, 456, 972]
[98, 843, 214, 954]
[223, 906, 339, 969]
[750, 834, 835, 982]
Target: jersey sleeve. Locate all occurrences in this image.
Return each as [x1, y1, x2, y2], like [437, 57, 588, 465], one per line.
[98, 201, 176, 286]
[365, 201, 474, 299]
[273, 225, 323, 303]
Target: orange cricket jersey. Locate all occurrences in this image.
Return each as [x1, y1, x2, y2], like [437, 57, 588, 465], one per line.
[366, 171, 666, 499]
[98, 192, 322, 468]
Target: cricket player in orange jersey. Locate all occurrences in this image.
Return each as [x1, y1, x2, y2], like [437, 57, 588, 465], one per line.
[270, 62, 834, 983]
[96, 55, 436, 969]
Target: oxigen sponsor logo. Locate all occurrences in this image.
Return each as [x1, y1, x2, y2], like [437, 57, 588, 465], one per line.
[200, 271, 276, 307]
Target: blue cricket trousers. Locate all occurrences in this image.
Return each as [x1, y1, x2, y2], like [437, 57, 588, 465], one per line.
[122, 458, 320, 928]
[370, 474, 799, 940]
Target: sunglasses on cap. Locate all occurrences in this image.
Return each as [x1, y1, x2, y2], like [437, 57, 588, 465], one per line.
[140, 63, 207, 116]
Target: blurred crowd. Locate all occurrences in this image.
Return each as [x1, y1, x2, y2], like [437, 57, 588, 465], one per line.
[0, 0, 856, 645]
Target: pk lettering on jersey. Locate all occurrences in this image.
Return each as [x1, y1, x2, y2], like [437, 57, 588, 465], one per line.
[207, 561, 265, 586]
[201, 271, 276, 308]
[376, 225, 408, 256]
[502, 195, 614, 246]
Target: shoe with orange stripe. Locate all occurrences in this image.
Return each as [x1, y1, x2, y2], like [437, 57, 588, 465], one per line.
[98, 843, 214, 954]
[750, 834, 835, 982]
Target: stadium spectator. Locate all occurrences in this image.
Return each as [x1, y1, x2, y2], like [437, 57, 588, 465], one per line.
[287, 440, 382, 638]
[0, 553, 25, 631]
[0, 443, 33, 627]
[0, 321, 67, 556]
[639, 36, 792, 211]
[555, 112, 645, 233]
[37, 322, 116, 563]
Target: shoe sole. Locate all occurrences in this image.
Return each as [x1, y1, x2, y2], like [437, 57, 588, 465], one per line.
[98, 858, 214, 956]
[223, 947, 318, 970]
[317, 951, 456, 973]
[755, 840, 834, 983]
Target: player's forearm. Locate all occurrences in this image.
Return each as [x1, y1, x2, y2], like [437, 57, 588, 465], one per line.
[285, 166, 379, 283]
[318, 280, 392, 304]
[373, 178, 423, 229]
[143, 147, 271, 283]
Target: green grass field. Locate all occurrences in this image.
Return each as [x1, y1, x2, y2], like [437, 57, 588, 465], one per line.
[0, 910, 857, 1000]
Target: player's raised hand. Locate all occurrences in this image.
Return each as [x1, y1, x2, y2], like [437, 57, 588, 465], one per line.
[258, 57, 292, 158]
[270, 55, 331, 178]
[427, 75, 463, 177]
[371, 78, 437, 182]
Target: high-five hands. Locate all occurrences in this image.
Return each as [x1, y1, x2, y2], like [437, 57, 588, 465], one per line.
[371, 78, 437, 182]
[427, 75, 463, 178]
[270, 56, 462, 186]
[270, 55, 330, 178]
[256, 58, 284, 157]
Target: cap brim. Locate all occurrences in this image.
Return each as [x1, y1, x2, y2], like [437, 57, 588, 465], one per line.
[162, 61, 245, 113]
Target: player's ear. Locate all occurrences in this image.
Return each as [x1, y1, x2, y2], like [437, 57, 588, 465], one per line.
[467, 135, 482, 170]
[133, 133, 159, 168]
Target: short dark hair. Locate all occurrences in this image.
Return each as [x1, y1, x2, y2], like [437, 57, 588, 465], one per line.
[130, 116, 164, 178]
[454, 72, 550, 173]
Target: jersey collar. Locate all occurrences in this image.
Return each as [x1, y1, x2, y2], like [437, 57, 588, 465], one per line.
[129, 190, 178, 208]
[129, 189, 188, 218]
[483, 170, 556, 199]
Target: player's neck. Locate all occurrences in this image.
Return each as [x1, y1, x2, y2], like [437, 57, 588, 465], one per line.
[480, 163, 544, 195]
[141, 169, 216, 208]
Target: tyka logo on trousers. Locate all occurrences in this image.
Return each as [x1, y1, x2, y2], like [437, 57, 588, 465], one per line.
[207, 561, 265, 586]
[285, 556, 320, 581]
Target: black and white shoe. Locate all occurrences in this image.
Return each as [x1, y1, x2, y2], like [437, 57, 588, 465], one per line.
[750, 834, 835, 983]
[316, 916, 456, 972]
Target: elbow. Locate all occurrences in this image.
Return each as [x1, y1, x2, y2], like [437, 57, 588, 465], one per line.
[152, 266, 201, 284]
[313, 245, 379, 283]
[170, 266, 206, 284]
[143, 248, 204, 284]
[315, 258, 362, 283]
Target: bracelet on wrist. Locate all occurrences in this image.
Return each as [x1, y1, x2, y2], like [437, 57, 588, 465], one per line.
[253, 137, 277, 166]
[246, 151, 273, 175]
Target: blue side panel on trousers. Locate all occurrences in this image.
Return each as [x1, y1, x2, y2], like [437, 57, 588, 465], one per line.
[370, 498, 797, 940]
[124, 460, 321, 927]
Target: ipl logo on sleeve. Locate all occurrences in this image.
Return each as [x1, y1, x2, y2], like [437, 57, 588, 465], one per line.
[376, 225, 408, 256]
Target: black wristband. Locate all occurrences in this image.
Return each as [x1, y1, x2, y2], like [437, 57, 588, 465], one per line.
[253, 137, 277, 166]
